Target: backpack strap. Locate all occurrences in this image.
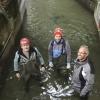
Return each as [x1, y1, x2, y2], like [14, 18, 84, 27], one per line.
[51, 40, 54, 47]
[62, 38, 66, 48]
[79, 67, 86, 90]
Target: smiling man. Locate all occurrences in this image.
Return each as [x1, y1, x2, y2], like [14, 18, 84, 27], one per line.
[72, 45, 95, 100]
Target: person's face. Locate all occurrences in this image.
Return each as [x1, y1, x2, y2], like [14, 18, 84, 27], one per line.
[21, 44, 30, 52]
[54, 34, 62, 41]
[77, 47, 88, 61]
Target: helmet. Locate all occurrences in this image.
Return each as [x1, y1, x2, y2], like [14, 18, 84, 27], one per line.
[54, 31, 62, 36]
[54, 27, 63, 36]
[20, 37, 30, 46]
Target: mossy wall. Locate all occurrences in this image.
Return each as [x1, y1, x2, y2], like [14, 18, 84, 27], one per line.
[76, 0, 97, 12]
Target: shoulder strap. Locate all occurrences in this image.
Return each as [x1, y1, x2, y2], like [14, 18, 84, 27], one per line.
[29, 47, 37, 57]
[51, 40, 54, 47]
[62, 38, 66, 48]
[61, 38, 66, 54]
[32, 47, 38, 55]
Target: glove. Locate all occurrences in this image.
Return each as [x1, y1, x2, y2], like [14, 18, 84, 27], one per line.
[66, 63, 71, 69]
[49, 62, 54, 67]
[80, 89, 87, 97]
[40, 67, 45, 72]
[16, 73, 21, 80]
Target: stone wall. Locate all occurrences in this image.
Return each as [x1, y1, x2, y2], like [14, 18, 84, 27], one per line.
[76, 0, 97, 12]
[0, 0, 19, 56]
[77, 0, 100, 37]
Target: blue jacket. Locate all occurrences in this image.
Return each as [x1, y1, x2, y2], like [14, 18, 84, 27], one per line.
[48, 38, 71, 63]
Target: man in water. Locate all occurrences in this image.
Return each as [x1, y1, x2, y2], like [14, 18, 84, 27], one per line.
[72, 45, 95, 100]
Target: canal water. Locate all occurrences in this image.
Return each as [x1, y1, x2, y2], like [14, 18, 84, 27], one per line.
[0, 0, 100, 100]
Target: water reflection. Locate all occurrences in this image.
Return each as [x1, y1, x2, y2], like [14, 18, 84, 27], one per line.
[42, 68, 72, 97]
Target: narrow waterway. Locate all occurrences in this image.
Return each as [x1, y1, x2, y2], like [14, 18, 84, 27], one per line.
[0, 0, 100, 100]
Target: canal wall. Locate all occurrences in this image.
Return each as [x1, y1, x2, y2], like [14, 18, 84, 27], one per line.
[0, 0, 26, 90]
[77, 0, 97, 12]
[77, 0, 100, 37]
[0, 0, 19, 71]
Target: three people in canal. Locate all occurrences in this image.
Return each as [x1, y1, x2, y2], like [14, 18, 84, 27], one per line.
[14, 37, 45, 90]
[71, 45, 95, 100]
[13, 28, 95, 100]
[48, 27, 71, 76]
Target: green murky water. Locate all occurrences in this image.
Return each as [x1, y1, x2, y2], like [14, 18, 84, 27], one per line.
[0, 0, 100, 100]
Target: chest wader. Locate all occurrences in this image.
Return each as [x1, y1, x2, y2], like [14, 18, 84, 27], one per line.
[20, 60, 41, 82]
[53, 54, 68, 76]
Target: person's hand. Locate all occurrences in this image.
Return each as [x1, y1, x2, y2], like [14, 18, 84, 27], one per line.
[66, 63, 71, 69]
[16, 73, 21, 80]
[49, 62, 54, 67]
[80, 90, 87, 97]
[40, 67, 45, 72]
[80, 94, 86, 99]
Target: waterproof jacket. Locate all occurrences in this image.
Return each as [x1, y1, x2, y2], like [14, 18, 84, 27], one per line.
[14, 47, 44, 72]
[48, 38, 71, 63]
[72, 58, 95, 96]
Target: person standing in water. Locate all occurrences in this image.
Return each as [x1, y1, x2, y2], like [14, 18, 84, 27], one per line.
[14, 37, 45, 82]
[48, 27, 71, 76]
[71, 45, 95, 100]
